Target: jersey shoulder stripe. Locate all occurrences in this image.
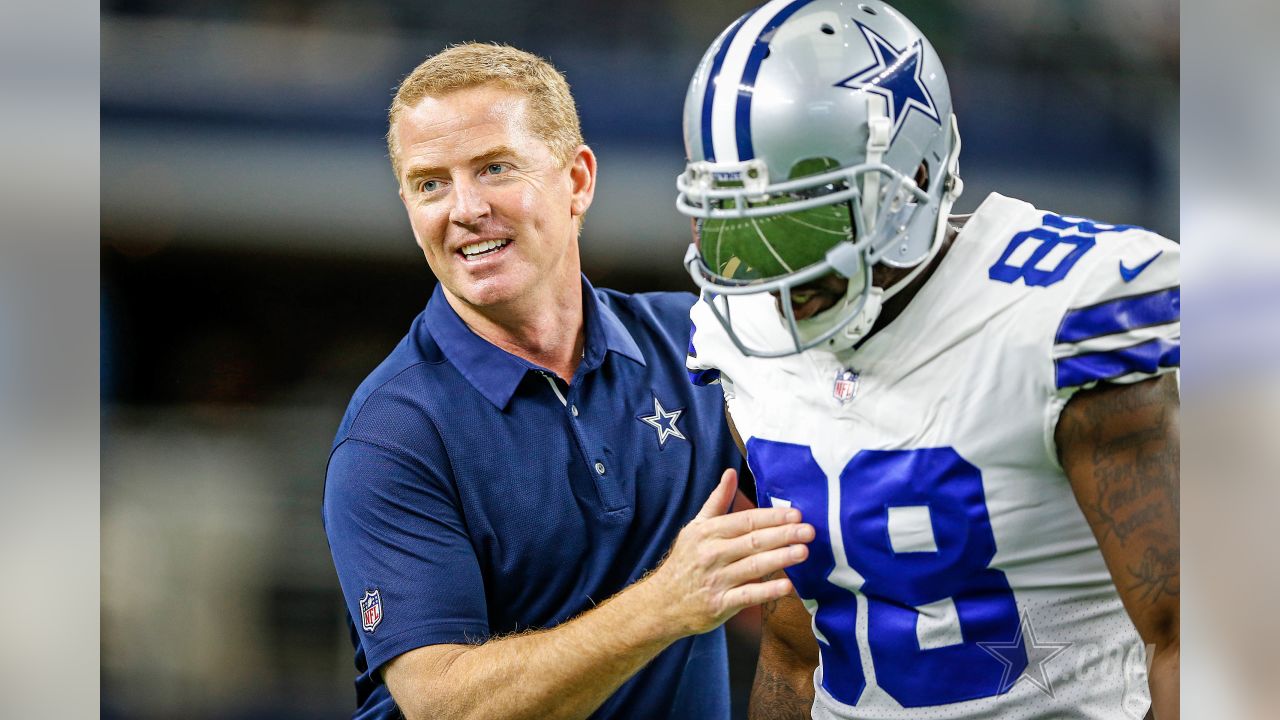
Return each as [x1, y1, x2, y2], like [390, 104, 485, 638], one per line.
[1055, 286, 1180, 344]
[686, 319, 723, 386]
[1055, 335, 1180, 389]
[1031, 207, 1179, 391]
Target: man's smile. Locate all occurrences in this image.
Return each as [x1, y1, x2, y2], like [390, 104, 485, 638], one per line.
[458, 238, 512, 260]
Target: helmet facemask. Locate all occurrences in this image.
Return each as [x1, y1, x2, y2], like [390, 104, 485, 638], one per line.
[680, 115, 959, 357]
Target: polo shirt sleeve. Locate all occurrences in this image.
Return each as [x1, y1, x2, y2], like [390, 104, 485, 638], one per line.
[324, 432, 490, 673]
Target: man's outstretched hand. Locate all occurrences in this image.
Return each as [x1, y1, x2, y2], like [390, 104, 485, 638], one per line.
[383, 468, 813, 720]
[646, 468, 813, 637]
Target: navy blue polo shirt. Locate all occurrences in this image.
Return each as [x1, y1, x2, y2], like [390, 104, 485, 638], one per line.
[323, 278, 742, 719]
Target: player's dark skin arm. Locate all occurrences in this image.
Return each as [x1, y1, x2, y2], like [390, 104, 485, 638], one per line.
[725, 408, 822, 720]
[749, 585, 820, 720]
[1056, 375, 1179, 720]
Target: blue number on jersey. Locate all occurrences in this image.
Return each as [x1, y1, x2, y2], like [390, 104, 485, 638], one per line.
[989, 213, 1139, 287]
[746, 440, 866, 702]
[746, 440, 1025, 708]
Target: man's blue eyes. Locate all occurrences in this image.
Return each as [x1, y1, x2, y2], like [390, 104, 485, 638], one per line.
[421, 165, 508, 192]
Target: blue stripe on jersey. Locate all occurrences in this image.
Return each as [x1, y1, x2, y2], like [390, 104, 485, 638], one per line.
[700, 10, 755, 163]
[688, 368, 722, 386]
[1055, 287, 1180, 344]
[686, 321, 721, 386]
[734, 0, 818, 160]
[1055, 337, 1180, 389]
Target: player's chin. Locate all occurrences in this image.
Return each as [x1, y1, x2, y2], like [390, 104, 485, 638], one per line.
[778, 277, 849, 320]
[795, 295, 841, 320]
[778, 290, 841, 321]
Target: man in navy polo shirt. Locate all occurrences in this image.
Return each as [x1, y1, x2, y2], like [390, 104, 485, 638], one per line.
[323, 43, 815, 719]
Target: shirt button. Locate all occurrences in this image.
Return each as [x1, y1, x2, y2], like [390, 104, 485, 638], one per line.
[594, 462, 606, 475]
[570, 404, 579, 417]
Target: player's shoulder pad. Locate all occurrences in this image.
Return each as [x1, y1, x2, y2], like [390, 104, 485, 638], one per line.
[687, 293, 735, 386]
[1051, 225, 1179, 392]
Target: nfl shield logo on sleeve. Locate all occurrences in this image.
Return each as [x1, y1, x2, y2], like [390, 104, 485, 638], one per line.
[833, 368, 860, 404]
[360, 589, 383, 633]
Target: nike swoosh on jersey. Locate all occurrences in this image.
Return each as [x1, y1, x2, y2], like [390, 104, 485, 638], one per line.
[1119, 251, 1163, 282]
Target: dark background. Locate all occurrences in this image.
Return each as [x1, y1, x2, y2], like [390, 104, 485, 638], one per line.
[99, 1, 1177, 717]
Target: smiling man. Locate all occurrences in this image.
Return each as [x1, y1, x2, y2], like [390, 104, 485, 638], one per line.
[322, 44, 815, 720]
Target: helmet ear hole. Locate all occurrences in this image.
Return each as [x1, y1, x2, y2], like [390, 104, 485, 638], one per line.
[914, 162, 930, 192]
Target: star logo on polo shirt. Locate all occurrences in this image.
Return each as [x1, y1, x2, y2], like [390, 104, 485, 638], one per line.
[638, 396, 687, 449]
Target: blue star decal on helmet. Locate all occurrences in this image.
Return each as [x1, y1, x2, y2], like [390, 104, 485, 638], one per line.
[835, 21, 942, 140]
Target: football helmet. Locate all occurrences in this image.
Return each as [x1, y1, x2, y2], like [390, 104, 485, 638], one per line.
[677, 0, 964, 357]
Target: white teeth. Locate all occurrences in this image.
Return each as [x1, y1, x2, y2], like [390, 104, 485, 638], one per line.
[460, 238, 510, 257]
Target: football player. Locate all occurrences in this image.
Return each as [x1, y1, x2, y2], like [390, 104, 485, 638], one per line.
[679, 1, 1178, 718]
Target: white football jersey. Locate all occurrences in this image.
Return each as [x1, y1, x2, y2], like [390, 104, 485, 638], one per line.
[688, 193, 1179, 719]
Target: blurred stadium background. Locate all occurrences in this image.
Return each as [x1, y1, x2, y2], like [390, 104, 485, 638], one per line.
[99, 1, 1177, 717]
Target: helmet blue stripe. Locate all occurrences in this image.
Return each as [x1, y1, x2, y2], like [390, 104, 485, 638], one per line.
[700, 9, 755, 163]
[735, 0, 819, 160]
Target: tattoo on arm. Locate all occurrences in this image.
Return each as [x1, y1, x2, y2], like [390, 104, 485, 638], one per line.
[1057, 376, 1180, 607]
[750, 570, 816, 720]
[1128, 547, 1178, 603]
[749, 663, 814, 720]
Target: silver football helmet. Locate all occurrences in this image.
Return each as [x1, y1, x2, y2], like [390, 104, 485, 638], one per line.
[677, 0, 964, 357]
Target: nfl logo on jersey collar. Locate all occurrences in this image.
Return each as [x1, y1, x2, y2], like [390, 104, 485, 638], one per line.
[359, 589, 383, 633]
[833, 368, 861, 404]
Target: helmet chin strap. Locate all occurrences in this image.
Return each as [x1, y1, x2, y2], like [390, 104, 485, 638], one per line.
[813, 114, 965, 352]
[861, 95, 893, 227]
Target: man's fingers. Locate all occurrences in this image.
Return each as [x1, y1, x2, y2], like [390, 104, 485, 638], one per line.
[722, 544, 809, 587]
[719, 522, 814, 565]
[721, 576, 795, 614]
[671, 471, 809, 633]
[695, 468, 738, 520]
[703, 505, 802, 539]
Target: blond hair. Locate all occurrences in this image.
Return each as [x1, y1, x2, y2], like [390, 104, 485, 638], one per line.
[387, 43, 583, 181]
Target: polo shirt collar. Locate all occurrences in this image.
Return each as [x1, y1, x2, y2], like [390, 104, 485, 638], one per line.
[582, 277, 645, 370]
[424, 277, 645, 410]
